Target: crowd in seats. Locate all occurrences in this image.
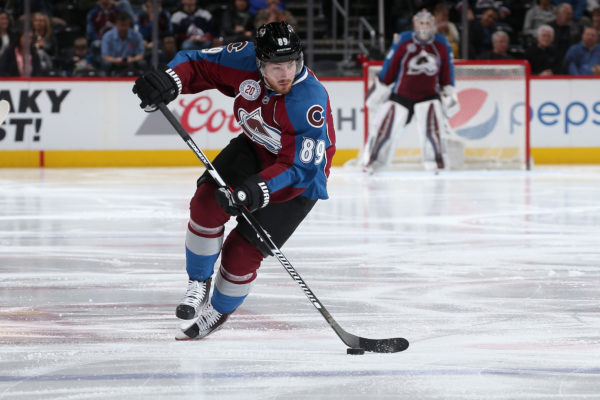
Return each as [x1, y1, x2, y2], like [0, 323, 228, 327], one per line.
[390, 0, 600, 75]
[0, 0, 599, 77]
[0, 0, 295, 77]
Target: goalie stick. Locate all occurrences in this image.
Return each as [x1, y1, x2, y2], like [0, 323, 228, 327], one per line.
[0, 100, 9, 125]
[158, 103, 409, 353]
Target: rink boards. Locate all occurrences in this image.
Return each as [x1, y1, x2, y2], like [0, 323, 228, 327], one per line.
[0, 76, 599, 167]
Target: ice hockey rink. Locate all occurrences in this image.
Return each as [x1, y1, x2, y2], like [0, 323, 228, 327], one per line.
[1, 165, 599, 399]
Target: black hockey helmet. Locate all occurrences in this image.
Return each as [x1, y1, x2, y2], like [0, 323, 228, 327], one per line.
[255, 22, 303, 63]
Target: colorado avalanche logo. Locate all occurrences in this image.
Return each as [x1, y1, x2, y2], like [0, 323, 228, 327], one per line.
[306, 105, 325, 128]
[407, 49, 438, 76]
[227, 41, 248, 53]
[237, 108, 281, 153]
[239, 80, 261, 101]
[449, 88, 498, 140]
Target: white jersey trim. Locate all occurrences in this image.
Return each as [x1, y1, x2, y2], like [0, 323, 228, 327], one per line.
[185, 227, 223, 256]
[215, 267, 254, 297]
[293, 68, 309, 86]
[189, 219, 224, 236]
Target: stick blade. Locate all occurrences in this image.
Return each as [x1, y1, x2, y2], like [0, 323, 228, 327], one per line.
[0, 99, 9, 124]
[359, 337, 410, 353]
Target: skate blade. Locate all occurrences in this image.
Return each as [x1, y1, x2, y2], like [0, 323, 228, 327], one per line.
[175, 330, 198, 341]
[175, 319, 201, 340]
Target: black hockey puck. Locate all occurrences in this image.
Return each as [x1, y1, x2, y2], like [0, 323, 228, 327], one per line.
[346, 348, 365, 355]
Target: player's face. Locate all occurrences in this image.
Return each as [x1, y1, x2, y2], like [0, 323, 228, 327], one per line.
[413, 13, 435, 42]
[263, 60, 296, 94]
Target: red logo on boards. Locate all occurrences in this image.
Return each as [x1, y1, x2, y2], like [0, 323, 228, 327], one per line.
[178, 96, 241, 134]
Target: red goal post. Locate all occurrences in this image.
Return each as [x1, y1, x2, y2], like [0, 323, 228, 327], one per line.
[362, 60, 531, 169]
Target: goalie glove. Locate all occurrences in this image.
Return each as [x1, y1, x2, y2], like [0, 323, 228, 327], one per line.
[441, 84, 459, 116]
[132, 65, 182, 112]
[365, 78, 392, 110]
[215, 175, 270, 216]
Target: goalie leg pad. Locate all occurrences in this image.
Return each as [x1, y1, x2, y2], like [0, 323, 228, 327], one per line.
[414, 99, 466, 170]
[414, 99, 447, 170]
[362, 101, 409, 172]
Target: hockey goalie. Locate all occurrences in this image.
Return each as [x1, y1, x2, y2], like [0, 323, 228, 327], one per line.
[362, 10, 463, 173]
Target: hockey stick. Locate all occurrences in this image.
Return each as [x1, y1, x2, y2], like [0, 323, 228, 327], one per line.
[0, 100, 9, 125]
[158, 103, 409, 353]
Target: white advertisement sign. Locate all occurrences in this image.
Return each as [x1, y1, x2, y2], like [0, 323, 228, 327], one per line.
[528, 79, 600, 147]
[0, 79, 365, 152]
[1, 78, 599, 153]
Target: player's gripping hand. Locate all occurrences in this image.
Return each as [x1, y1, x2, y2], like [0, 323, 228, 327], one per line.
[132, 65, 181, 112]
[215, 176, 270, 216]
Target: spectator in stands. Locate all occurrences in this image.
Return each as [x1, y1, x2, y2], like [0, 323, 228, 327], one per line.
[64, 36, 98, 76]
[477, 30, 512, 58]
[254, 0, 297, 30]
[30, 12, 55, 73]
[0, 11, 12, 58]
[158, 34, 177, 64]
[522, 0, 556, 40]
[136, 0, 172, 49]
[550, 3, 582, 63]
[551, 0, 587, 21]
[101, 11, 145, 76]
[249, 0, 286, 15]
[564, 26, 600, 74]
[468, 6, 500, 58]
[171, 0, 215, 50]
[87, 0, 122, 46]
[13, 0, 67, 28]
[0, 30, 49, 76]
[524, 24, 562, 74]
[434, 2, 460, 58]
[493, 2, 516, 44]
[116, 0, 136, 21]
[219, 0, 255, 44]
[592, 7, 600, 41]
[387, 0, 426, 36]
[31, 12, 57, 58]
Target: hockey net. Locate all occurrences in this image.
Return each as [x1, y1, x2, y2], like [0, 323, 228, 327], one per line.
[357, 60, 531, 170]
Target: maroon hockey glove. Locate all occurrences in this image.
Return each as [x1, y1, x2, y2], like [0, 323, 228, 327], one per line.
[132, 65, 181, 112]
[215, 175, 270, 216]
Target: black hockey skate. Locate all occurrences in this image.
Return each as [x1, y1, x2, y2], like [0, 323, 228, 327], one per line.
[175, 277, 211, 320]
[175, 303, 230, 340]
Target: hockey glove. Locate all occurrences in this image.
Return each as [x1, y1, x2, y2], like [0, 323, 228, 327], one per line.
[215, 175, 270, 216]
[365, 78, 392, 109]
[132, 65, 181, 112]
[441, 85, 459, 116]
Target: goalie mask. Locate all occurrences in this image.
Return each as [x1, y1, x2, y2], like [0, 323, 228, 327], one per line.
[413, 10, 436, 42]
[255, 22, 304, 76]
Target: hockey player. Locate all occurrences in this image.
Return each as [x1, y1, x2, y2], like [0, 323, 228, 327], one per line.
[132, 22, 336, 340]
[362, 9, 459, 173]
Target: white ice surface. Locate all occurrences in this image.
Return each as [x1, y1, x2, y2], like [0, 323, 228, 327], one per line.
[1, 166, 599, 399]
